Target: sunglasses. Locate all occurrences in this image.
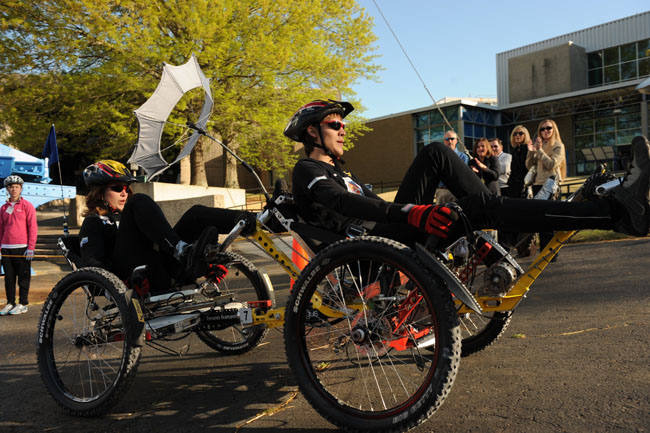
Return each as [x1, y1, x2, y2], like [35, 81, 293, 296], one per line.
[108, 184, 130, 193]
[513, 131, 525, 136]
[539, 126, 553, 132]
[444, 137, 457, 141]
[320, 120, 346, 131]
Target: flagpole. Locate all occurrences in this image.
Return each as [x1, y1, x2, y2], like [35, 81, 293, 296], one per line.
[56, 158, 69, 236]
[44, 124, 69, 236]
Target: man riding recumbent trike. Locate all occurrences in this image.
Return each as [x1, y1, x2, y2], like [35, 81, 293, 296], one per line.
[36, 100, 650, 433]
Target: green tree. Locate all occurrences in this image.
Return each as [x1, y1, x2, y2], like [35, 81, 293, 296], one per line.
[0, 0, 378, 187]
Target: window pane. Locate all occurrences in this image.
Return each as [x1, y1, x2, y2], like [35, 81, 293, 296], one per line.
[575, 111, 593, 122]
[430, 125, 445, 142]
[639, 58, 650, 77]
[588, 68, 603, 87]
[638, 39, 650, 59]
[474, 111, 484, 124]
[621, 61, 637, 81]
[474, 124, 485, 137]
[416, 129, 430, 143]
[595, 132, 615, 147]
[461, 107, 474, 121]
[443, 106, 458, 122]
[595, 117, 615, 133]
[617, 113, 641, 130]
[430, 110, 443, 125]
[486, 126, 496, 138]
[617, 128, 641, 146]
[575, 135, 593, 149]
[575, 119, 593, 135]
[604, 65, 619, 83]
[415, 113, 429, 128]
[603, 46, 619, 66]
[618, 104, 640, 115]
[588, 51, 603, 69]
[620, 43, 637, 62]
[464, 122, 473, 137]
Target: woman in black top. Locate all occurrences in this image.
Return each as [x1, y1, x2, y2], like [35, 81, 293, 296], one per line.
[78, 160, 250, 293]
[503, 125, 531, 198]
[469, 137, 500, 195]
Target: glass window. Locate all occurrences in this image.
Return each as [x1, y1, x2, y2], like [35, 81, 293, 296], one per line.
[575, 135, 593, 149]
[416, 129, 430, 143]
[595, 117, 615, 133]
[620, 43, 637, 62]
[474, 124, 485, 137]
[638, 39, 650, 59]
[461, 107, 474, 121]
[474, 111, 484, 124]
[575, 119, 593, 135]
[430, 125, 445, 142]
[604, 65, 619, 84]
[595, 132, 615, 147]
[443, 106, 458, 122]
[639, 58, 650, 77]
[486, 126, 496, 138]
[617, 113, 641, 130]
[620, 61, 637, 81]
[430, 110, 443, 124]
[603, 46, 619, 66]
[415, 113, 429, 128]
[464, 123, 473, 137]
[618, 104, 640, 115]
[617, 128, 642, 146]
[588, 68, 603, 87]
[588, 51, 603, 69]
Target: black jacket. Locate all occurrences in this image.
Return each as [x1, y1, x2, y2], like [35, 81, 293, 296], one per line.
[78, 213, 118, 271]
[292, 158, 407, 236]
[469, 156, 500, 195]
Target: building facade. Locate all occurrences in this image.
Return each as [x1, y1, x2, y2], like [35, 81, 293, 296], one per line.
[346, 11, 650, 187]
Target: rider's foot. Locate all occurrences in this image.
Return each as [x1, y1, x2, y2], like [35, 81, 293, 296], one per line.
[179, 226, 220, 281]
[609, 135, 650, 236]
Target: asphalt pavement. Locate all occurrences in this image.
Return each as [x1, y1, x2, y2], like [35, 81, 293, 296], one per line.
[1, 230, 649, 433]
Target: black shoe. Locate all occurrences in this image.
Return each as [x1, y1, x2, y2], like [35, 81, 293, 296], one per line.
[181, 226, 220, 281]
[610, 135, 650, 236]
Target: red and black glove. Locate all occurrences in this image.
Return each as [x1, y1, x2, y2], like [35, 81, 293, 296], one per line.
[405, 204, 458, 238]
[207, 263, 229, 284]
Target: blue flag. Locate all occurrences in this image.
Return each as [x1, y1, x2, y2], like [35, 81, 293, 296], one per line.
[43, 124, 59, 167]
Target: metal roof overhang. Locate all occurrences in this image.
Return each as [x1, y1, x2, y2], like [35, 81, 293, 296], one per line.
[498, 78, 646, 125]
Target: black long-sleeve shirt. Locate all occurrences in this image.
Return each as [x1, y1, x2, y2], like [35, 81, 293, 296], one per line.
[292, 158, 407, 236]
[78, 213, 118, 271]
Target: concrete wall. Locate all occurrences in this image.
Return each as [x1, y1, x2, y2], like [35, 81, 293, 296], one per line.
[508, 43, 588, 103]
[131, 182, 245, 210]
[343, 114, 415, 191]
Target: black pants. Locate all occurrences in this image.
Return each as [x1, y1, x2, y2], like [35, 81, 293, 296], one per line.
[370, 142, 615, 249]
[2, 247, 30, 305]
[112, 194, 245, 291]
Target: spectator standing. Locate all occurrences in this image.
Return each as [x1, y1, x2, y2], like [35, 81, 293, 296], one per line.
[526, 119, 567, 257]
[490, 138, 512, 195]
[0, 176, 37, 316]
[505, 126, 531, 198]
[469, 137, 500, 195]
[436, 130, 468, 204]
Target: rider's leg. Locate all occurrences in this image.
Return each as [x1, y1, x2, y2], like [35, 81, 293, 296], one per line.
[456, 136, 650, 236]
[395, 141, 490, 205]
[173, 205, 249, 242]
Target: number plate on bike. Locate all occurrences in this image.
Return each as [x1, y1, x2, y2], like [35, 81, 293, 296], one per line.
[239, 307, 253, 324]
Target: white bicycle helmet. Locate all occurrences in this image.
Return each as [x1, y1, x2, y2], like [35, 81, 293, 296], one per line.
[3, 175, 24, 187]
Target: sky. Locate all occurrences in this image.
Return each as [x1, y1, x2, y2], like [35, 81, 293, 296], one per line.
[350, 0, 650, 119]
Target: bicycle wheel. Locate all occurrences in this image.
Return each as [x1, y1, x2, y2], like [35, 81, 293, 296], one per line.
[285, 237, 461, 433]
[36, 267, 142, 416]
[459, 311, 513, 357]
[195, 251, 270, 355]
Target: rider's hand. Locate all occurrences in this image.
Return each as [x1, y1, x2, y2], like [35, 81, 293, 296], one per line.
[405, 204, 458, 238]
[207, 263, 228, 283]
[24, 249, 35, 261]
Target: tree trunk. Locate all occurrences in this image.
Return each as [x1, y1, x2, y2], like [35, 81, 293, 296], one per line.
[179, 155, 191, 184]
[190, 139, 208, 186]
[224, 142, 240, 189]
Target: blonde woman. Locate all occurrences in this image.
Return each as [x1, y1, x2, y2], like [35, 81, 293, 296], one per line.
[526, 119, 567, 256]
[503, 126, 532, 199]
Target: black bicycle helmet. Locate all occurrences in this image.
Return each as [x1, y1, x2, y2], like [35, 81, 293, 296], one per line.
[83, 160, 137, 188]
[283, 100, 354, 142]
